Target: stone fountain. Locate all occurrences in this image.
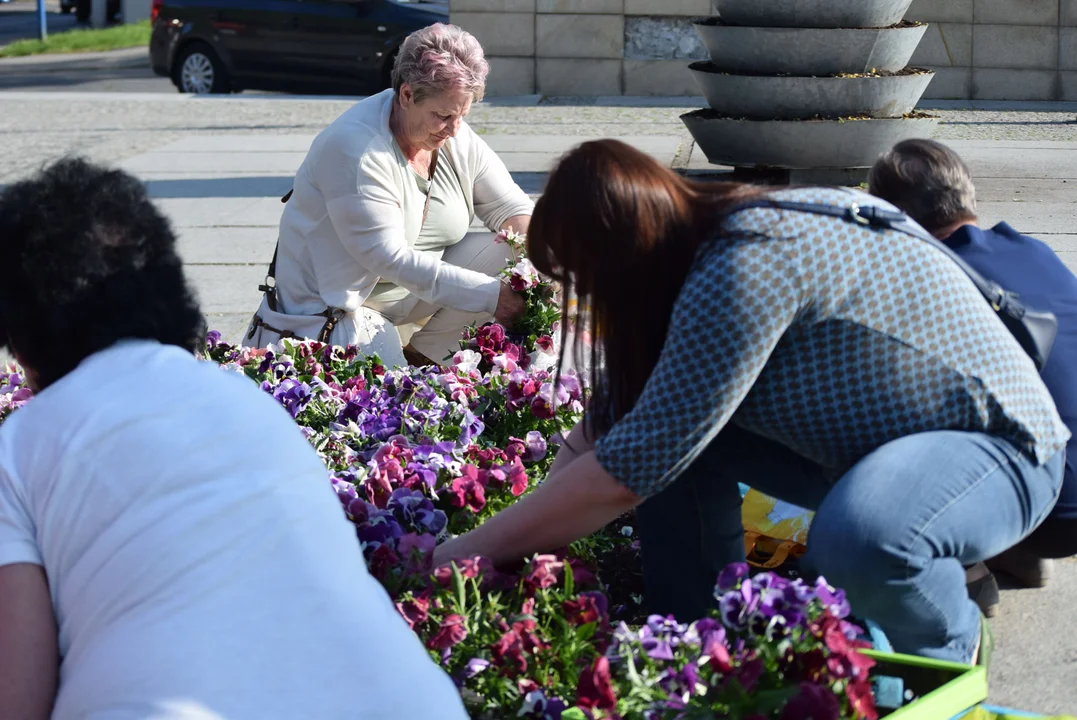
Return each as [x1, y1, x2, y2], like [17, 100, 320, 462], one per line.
[682, 0, 939, 184]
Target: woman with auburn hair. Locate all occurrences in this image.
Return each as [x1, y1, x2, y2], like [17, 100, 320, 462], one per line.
[247, 23, 533, 368]
[433, 139, 1069, 666]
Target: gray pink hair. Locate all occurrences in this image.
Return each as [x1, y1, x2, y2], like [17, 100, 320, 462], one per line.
[391, 23, 489, 104]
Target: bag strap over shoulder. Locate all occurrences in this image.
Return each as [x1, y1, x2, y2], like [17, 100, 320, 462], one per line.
[726, 194, 1058, 370]
[256, 188, 294, 312]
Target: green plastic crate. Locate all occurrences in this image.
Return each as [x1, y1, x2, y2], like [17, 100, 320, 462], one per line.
[862, 650, 988, 719]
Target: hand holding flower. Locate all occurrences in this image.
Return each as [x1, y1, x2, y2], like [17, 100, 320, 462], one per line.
[494, 282, 526, 327]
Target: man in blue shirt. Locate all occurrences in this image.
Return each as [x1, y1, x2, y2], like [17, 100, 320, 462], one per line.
[870, 139, 1077, 617]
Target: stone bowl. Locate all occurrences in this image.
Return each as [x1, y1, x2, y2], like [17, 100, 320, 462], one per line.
[715, 0, 916, 29]
[689, 64, 934, 120]
[681, 110, 940, 169]
[694, 19, 929, 75]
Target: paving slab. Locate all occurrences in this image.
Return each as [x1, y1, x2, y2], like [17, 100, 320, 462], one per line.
[139, 134, 683, 175]
[186, 265, 265, 316]
[159, 135, 319, 154]
[955, 148, 1077, 180]
[120, 152, 309, 175]
[974, 178, 1077, 203]
[177, 227, 279, 266]
[479, 134, 683, 155]
[988, 557, 1077, 714]
[144, 175, 296, 200]
[1039, 234, 1077, 252]
[0, 47, 147, 73]
[156, 197, 284, 229]
[977, 203, 1077, 236]
[1053, 249, 1077, 273]
[204, 313, 258, 344]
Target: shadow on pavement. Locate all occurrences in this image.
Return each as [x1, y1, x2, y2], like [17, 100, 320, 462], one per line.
[0, 66, 165, 91]
[143, 176, 295, 199]
[511, 172, 547, 195]
[142, 172, 547, 199]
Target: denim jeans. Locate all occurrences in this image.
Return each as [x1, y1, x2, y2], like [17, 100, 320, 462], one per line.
[635, 425, 1064, 663]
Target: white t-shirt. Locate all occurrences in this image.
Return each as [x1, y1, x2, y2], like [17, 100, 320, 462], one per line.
[0, 341, 467, 719]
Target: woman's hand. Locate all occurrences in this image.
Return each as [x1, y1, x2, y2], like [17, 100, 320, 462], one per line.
[494, 282, 526, 327]
[431, 452, 642, 569]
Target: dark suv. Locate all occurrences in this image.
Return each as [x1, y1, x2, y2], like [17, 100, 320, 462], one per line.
[149, 0, 448, 95]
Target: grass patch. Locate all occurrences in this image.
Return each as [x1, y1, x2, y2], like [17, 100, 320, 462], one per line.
[0, 20, 151, 58]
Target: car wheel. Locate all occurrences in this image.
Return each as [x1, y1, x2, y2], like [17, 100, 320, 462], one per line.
[173, 43, 231, 94]
[74, 0, 89, 22]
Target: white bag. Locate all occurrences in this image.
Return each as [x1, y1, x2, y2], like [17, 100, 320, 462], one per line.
[244, 293, 345, 349]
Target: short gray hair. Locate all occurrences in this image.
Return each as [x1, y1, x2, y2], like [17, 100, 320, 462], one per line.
[868, 139, 978, 233]
[391, 23, 489, 104]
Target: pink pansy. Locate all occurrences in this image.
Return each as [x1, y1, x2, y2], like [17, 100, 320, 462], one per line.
[509, 259, 540, 292]
[451, 349, 482, 374]
[449, 474, 486, 513]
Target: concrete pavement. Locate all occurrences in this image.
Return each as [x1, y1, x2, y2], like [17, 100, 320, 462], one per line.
[1, 91, 1076, 713]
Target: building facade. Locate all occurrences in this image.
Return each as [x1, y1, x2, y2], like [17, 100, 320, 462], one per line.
[450, 0, 1077, 100]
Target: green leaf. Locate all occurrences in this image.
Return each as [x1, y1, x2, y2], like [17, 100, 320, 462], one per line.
[560, 709, 588, 720]
[575, 622, 597, 642]
[563, 558, 575, 597]
[452, 562, 467, 612]
[748, 687, 801, 716]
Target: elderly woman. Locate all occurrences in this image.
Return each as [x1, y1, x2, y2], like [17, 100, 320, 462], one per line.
[247, 23, 533, 367]
[433, 140, 1069, 667]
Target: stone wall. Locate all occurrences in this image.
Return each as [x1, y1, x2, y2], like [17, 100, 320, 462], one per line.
[450, 0, 1077, 100]
[450, 0, 712, 96]
[907, 0, 1076, 101]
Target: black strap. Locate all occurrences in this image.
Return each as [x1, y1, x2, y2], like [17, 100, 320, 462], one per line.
[726, 194, 1059, 371]
[256, 188, 293, 311]
[729, 197, 1013, 309]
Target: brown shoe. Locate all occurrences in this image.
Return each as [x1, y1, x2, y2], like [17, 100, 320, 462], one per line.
[402, 343, 440, 369]
[986, 544, 1053, 588]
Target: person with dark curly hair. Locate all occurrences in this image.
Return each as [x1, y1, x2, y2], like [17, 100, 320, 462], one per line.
[0, 158, 467, 719]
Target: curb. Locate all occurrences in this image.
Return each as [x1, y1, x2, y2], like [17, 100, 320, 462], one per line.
[0, 46, 148, 74]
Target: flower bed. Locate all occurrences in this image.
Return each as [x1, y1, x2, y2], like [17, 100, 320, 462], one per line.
[0, 231, 892, 718]
[0, 334, 885, 719]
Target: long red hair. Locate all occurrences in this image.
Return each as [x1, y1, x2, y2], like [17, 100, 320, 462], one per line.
[528, 139, 766, 438]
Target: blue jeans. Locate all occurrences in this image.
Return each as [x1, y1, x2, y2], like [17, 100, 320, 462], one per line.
[635, 425, 1064, 662]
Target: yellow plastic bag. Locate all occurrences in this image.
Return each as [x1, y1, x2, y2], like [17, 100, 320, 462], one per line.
[739, 485, 814, 569]
[740, 487, 814, 545]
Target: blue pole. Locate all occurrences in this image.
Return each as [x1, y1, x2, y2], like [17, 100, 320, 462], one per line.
[37, 0, 47, 42]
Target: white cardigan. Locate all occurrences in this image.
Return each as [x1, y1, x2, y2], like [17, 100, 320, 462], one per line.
[275, 89, 534, 323]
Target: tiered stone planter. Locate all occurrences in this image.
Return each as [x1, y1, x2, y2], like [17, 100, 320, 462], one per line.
[682, 0, 939, 183]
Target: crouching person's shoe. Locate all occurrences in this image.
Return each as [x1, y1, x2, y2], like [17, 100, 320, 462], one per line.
[965, 562, 1000, 618]
[986, 544, 1053, 588]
